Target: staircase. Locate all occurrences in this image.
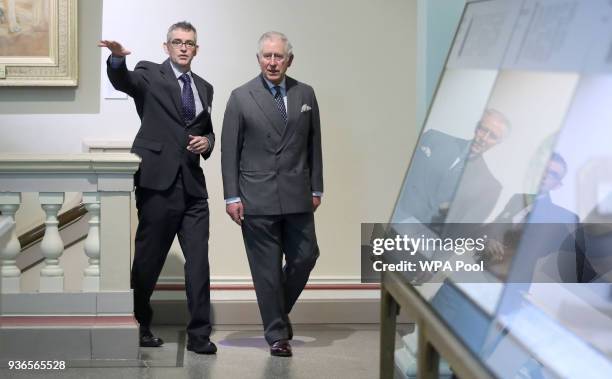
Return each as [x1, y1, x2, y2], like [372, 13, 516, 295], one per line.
[0, 153, 140, 363]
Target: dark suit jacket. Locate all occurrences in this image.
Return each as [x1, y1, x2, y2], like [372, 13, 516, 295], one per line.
[221, 75, 323, 215]
[486, 193, 592, 282]
[488, 193, 579, 251]
[494, 193, 576, 224]
[107, 57, 215, 198]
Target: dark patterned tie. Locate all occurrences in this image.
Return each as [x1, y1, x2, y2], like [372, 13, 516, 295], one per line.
[273, 86, 287, 124]
[179, 73, 196, 123]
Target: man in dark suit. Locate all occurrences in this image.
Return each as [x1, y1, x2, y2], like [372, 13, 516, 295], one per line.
[99, 21, 217, 354]
[481, 153, 593, 282]
[393, 109, 510, 224]
[221, 31, 323, 357]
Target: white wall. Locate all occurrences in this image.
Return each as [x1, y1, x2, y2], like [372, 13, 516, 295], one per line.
[485, 71, 579, 218]
[416, 0, 464, 126]
[0, 0, 418, 282]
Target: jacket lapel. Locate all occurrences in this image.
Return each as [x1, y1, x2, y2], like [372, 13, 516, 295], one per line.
[160, 59, 184, 121]
[160, 60, 190, 148]
[192, 72, 209, 112]
[249, 75, 285, 136]
[278, 77, 302, 151]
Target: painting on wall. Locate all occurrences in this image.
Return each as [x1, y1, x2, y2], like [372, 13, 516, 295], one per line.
[0, 0, 77, 86]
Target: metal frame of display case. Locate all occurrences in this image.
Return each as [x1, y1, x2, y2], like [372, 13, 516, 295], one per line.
[379, 269, 495, 379]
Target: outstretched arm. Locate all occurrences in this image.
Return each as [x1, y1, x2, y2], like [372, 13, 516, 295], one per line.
[98, 40, 145, 97]
[98, 40, 131, 57]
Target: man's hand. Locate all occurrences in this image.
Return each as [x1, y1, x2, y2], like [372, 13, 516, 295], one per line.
[98, 40, 131, 57]
[187, 135, 209, 154]
[485, 239, 505, 262]
[313, 196, 321, 211]
[226, 202, 244, 226]
[475, 239, 505, 264]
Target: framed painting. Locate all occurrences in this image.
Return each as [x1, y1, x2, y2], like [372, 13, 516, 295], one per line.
[0, 0, 77, 86]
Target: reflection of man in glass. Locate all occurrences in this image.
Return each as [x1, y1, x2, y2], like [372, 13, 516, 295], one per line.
[393, 108, 510, 224]
[481, 153, 585, 281]
[575, 190, 611, 282]
[495, 153, 574, 224]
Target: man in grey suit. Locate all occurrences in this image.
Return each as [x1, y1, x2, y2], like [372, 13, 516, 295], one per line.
[393, 109, 510, 224]
[221, 31, 323, 357]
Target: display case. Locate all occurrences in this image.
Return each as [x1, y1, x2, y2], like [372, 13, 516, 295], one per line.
[380, 0, 612, 378]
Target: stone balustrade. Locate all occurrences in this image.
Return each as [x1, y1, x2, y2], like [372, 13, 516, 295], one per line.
[0, 153, 140, 293]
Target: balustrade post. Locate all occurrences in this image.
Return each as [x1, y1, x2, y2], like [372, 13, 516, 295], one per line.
[38, 192, 65, 292]
[0, 192, 22, 293]
[82, 192, 100, 292]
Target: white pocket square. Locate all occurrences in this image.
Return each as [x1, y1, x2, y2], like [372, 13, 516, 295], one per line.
[207, 106, 212, 114]
[301, 104, 312, 113]
[420, 145, 431, 157]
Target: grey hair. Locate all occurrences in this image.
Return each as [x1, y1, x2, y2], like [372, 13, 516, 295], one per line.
[167, 21, 197, 43]
[257, 31, 293, 57]
[483, 108, 512, 136]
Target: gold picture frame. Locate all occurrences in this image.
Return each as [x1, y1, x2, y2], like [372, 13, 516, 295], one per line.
[0, 0, 77, 86]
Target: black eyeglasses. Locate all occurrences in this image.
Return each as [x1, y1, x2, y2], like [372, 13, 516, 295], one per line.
[169, 39, 197, 49]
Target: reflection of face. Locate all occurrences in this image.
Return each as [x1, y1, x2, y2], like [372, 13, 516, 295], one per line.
[163, 29, 198, 71]
[540, 160, 566, 192]
[469, 112, 508, 157]
[258, 38, 293, 85]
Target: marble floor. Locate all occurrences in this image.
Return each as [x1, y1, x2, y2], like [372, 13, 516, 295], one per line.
[1, 324, 407, 379]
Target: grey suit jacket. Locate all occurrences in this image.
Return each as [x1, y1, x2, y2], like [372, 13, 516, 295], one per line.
[446, 153, 501, 223]
[394, 129, 470, 223]
[394, 129, 501, 224]
[221, 75, 323, 215]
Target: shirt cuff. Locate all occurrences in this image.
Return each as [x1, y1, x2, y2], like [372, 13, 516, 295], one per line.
[225, 197, 241, 204]
[109, 55, 125, 68]
[202, 136, 211, 153]
[312, 192, 323, 197]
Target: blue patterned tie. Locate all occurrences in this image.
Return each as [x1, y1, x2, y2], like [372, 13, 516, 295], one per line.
[273, 86, 287, 124]
[179, 73, 196, 123]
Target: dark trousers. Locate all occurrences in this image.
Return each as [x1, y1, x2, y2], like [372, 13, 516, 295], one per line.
[132, 171, 211, 338]
[241, 212, 320, 345]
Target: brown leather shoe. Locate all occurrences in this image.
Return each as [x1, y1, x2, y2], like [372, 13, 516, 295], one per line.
[270, 339, 292, 357]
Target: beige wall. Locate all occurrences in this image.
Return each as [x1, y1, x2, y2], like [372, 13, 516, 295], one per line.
[0, 0, 418, 283]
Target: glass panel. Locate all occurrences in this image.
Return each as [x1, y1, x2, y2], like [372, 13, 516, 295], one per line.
[390, 0, 612, 377]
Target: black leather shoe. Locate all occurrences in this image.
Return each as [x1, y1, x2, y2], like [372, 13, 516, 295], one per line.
[270, 339, 292, 357]
[139, 332, 164, 347]
[187, 336, 217, 355]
